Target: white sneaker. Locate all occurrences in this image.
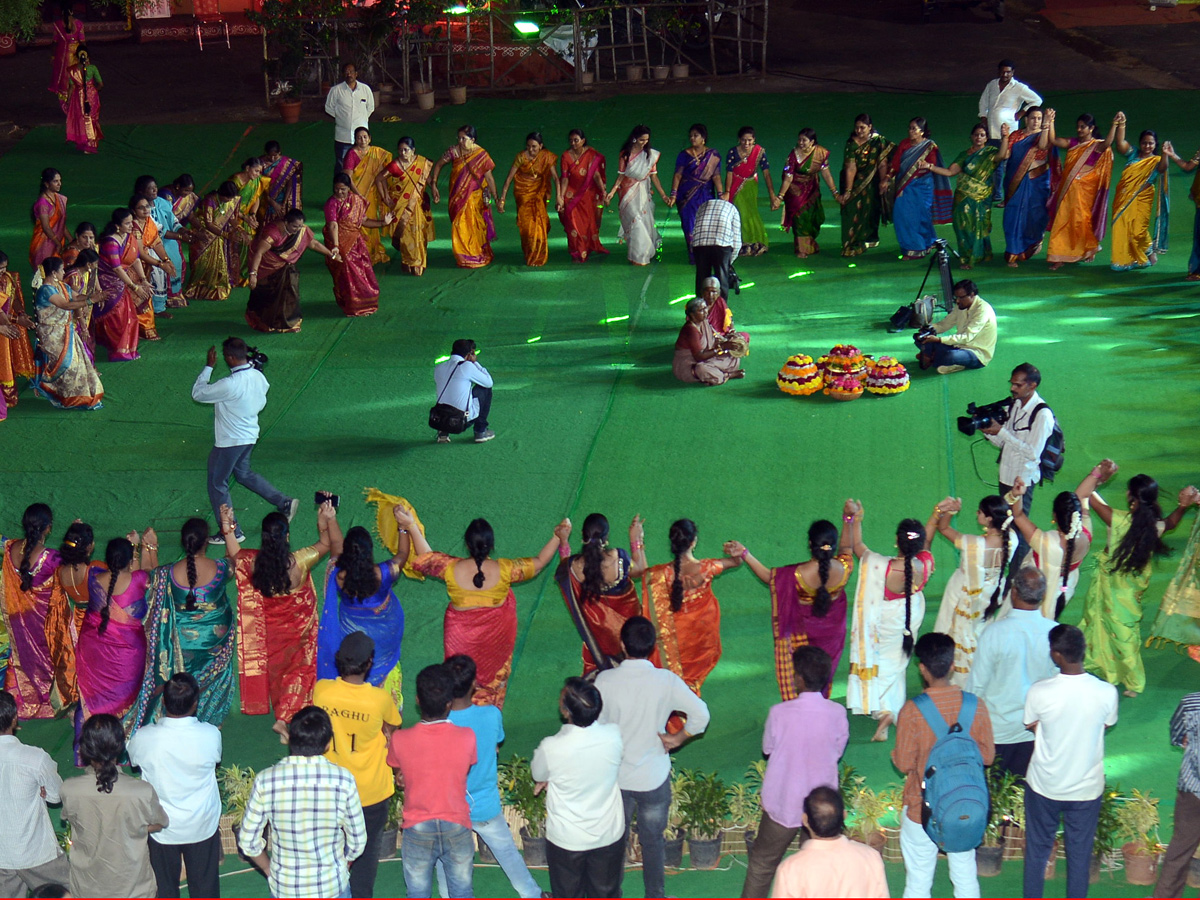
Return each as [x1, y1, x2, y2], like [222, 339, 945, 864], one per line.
[283, 498, 300, 522]
[436, 432, 451, 444]
[937, 365, 966, 375]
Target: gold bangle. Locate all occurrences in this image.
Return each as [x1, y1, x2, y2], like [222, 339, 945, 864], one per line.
[144, 544, 158, 551]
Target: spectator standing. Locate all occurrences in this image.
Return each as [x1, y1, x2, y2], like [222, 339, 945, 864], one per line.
[532, 677, 625, 899]
[1022, 624, 1119, 899]
[742, 646, 848, 898]
[386, 664, 477, 899]
[915, 279, 998, 374]
[433, 338, 495, 444]
[768, 786, 889, 899]
[325, 63, 375, 173]
[1153, 692, 1200, 897]
[964, 568, 1057, 777]
[891, 632, 995, 898]
[0, 690, 71, 896]
[689, 197, 741, 299]
[978, 60, 1042, 195]
[313, 631, 402, 899]
[239, 706, 367, 899]
[126, 673, 223, 899]
[595, 616, 710, 899]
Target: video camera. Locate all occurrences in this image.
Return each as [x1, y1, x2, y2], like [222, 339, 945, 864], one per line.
[956, 399, 1011, 436]
[246, 346, 268, 372]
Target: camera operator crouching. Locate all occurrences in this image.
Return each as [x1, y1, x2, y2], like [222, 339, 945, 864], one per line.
[915, 279, 997, 374]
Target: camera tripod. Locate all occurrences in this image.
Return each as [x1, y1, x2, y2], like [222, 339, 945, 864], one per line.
[914, 238, 959, 308]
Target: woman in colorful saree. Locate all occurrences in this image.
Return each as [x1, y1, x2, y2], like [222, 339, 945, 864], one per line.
[1007, 472, 1096, 620]
[0, 251, 36, 415]
[342, 127, 394, 265]
[229, 500, 341, 741]
[843, 499, 935, 742]
[62, 45, 102, 155]
[32, 256, 103, 410]
[641, 519, 740, 705]
[404, 508, 569, 709]
[376, 137, 435, 276]
[1148, 491, 1200, 658]
[49, 521, 96, 713]
[30, 168, 68, 275]
[554, 513, 648, 677]
[134, 176, 187, 306]
[128, 518, 237, 736]
[323, 174, 388, 319]
[160, 176, 198, 302]
[776, 128, 837, 258]
[1, 504, 62, 719]
[607, 125, 669, 266]
[1046, 109, 1117, 269]
[431, 125, 499, 269]
[1109, 125, 1170, 271]
[725, 126, 774, 257]
[1079, 464, 1195, 698]
[227, 157, 271, 286]
[556, 128, 608, 263]
[881, 117, 953, 260]
[246, 207, 339, 333]
[996, 106, 1053, 267]
[723, 520, 854, 701]
[129, 197, 168, 339]
[929, 495, 1015, 686]
[184, 181, 240, 302]
[62, 248, 98, 355]
[61, 221, 95, 268]
[673, 295, 743, 385]
[262, 140, 303, 216]
[49, 7, 85, 99]
[920, 123, 1002, 269]
[668, 123, 724, 261]
[838, 114, 893, 258]
[94, 208, 150, 361]
[498, 132, 560, 267]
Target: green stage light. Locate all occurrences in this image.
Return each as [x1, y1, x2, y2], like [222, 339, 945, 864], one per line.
[847, 263, 857, 268]
[444, 4, 468, 12]
[740, 281, 755, 289]
[513, 20, 539, 34]
[600, 314, 630, 324]
[435, 355, 451, 363]
[526, 335, 542, 343]
[788, 270, 813, 279]
[670, 294, 691, 304]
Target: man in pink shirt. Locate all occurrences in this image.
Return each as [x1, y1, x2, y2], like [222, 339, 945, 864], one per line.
[769, 787, 889, 898]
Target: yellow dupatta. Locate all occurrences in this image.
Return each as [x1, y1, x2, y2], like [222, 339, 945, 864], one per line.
[364, 488, 428, 580]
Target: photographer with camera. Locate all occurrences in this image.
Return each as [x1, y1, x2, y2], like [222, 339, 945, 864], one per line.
[915, 279, 996, 375]
[192, 337, 298, 542]
[432, 338, 495, 444]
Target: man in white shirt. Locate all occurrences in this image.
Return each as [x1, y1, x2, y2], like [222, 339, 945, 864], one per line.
[979, 60, 1042, 200]
[127, 673, 223, 899]
[192, 337, 297, 543]
[0, 690, 70, 896]
[964, 569, 1057, 777]
[595, 617, 710, 898]
[325, 62, 375, 173]
[916, 279, 998, 374]
[531, 677, 624, 899]
[690, 197, 741, 299]
[433, 338, 495, 444]
[1022, 624, 1118, 899]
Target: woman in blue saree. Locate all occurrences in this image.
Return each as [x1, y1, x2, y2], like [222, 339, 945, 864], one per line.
[669, 123, 724, 262]
[882, 117, 952, 259]
[996, 106, 1054, 267]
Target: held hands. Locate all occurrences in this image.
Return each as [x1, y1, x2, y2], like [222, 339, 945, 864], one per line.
[1011, 477, 1028, 498]
[219, 504, 238, 535]
[392, 504, 416, 530]
[317, 499, 337, 522]
[554, 518, 573, 544]
[723, 540, 746, 558]
[1045, 109, 1057, 125]
[629, 514, 645, 545]
[126, 530, 140, 545]
[497, 197, 506, 213]
[1114, 111, 1127, 126]
[382, 211, 396, 226]
[843, 498, 864, 519]
[1178, 485, 1200, 508]
[430, 185, 441, 204]
[937, 497, 963, 515]
[142, 527, 157, 546]
[1096, 458, 1118, 482]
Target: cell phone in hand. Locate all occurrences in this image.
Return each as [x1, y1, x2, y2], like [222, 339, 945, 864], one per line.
[315, 491, 340, 509]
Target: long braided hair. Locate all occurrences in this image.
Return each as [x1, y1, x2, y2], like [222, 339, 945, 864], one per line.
[251, 512, 292, 597]
[1108, 474, 1169, 574]
[179, 518, 209, 611]
[579, 513, 610, 602]
[99, 538, 135, 635]
[896, 518, 926, 656]
[465, 519, 495, 589]
[668, 519, 698, 612]
[980, 495, 1015, 620]
[808, 520, 838, 618]
[1052, 491, 1084, 620]
[17, 504, 53, 592]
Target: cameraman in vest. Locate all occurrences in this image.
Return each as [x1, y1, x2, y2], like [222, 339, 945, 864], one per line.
[982, 362, 1055, 568]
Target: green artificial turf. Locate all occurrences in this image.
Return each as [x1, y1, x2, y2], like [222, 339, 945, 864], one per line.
[3, 89, 1200, 897]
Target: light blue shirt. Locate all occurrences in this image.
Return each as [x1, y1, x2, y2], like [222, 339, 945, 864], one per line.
[192, 364, 270, 448]
[434, 355, 493, 422]
[448, 704, 504, 822]
[965, 607, 1058, 744]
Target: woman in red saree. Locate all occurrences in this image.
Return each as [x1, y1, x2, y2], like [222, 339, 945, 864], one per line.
[0, 253, 36, 416]
[49, 9, 84, 99]
[30, 168, 68, 275]
[1, 504, 62, 719]
[324, 174, 391, 317]
[498, 132, 560, 267]
[62, 46, 102, 155]
[1046, 109, 1116, 269]
[726, 126, 775, 256]
[431, 125, 498, 269]
[93, 208, 150, 362]
[246, 208, 338, 333]
[557, 128, 608, 263]
[401, 509, 569, 709]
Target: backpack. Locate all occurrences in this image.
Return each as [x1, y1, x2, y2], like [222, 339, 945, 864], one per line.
[913, 692, 989, 854]
[1031, 403, 1066, 483]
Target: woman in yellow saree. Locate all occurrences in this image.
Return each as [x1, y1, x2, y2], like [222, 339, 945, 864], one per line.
[498, 132, 560, 267]
[185, 182, 240, 302]
[227, 158, 271, 286]
[376, 137, 435, 276]
[1046, 109, 1116, 269]
[1110, 123, 1170, 271]
[342, 127, 394, 266]
[431, 125, 498, 269]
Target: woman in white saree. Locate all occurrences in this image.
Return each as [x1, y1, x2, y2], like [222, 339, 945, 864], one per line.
[607, 125, 669, 265]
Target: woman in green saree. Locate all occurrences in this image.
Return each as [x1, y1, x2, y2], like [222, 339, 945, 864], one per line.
[1148, 487, 1200, 655]
[921, 123, 1002, 269]
[837, 114, 894, 257]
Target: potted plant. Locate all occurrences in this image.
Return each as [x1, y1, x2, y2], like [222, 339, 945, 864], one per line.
[733, 760, 766, 852]
[0, 0, 39, 53]
[380, 787, 404, 859]
[218, 764, 257, 856]
[271, 80, 302, 123]
[1116, 789, 1161, 885]
[1090, 784, 1120, 884]
[976, 766, 1015, 878]
[677, 770, 729, 869]
[499, 756, 547, 867]
[665, 768, 691, 868]
[845, 776, 890, 852]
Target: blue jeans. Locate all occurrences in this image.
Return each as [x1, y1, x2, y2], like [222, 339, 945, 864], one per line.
[1023, 787, 1101, 899]
[435, 813, 541, 898]
[623, 776, 671, 898]
[403, 820, 475, 898]
[927, 343, 984, 370]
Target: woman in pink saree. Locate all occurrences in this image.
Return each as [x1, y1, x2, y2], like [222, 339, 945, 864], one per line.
[62, 46, 102, 155]
[30, 169, 68, 275]
[246, 208, 339, 332]
[49, 9, 85, 99]
[94, 208, 150, 362]
[1, 504, 62, 719]
[431, 125, 498, 269]
[325, 173, 389, 317]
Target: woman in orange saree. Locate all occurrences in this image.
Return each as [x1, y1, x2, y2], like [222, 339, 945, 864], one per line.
[431, 125, 498, 269]
[1, 504, 62, 719]
[0, 252, 36, 415]
[342, 128, 394, 266]
[94, 208, 150, 361]
[324, 174, 390, 317]
[130, 197, 168, 341]
[1110, 124, 1170, 271]
[30, 168, 68, 275]
[498, 132, 559, 267]
[557, 129, 608, 263]
[401, 508, 569, 709]
[377, 138, 435, 276]
[49, 522, 100, 716]
[1046, 110, 1116, 269]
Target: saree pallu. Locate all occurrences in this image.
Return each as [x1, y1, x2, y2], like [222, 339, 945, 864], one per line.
[94, 235, 141, 361]
[1047, 139, 1112, 264]
[264, 157, 303, 214]
[163, 190, 198, 300]
[782, 147, 830, 255]
[675, 148, 721, 260]
[185, 196, 238, 302]
[235, 549, 318, 721]
[227, 174, 270, 285]
[554, 555, 645, 677]
[151, 196, 185, 297]
[642, 560, 724, 697]
[617, 149, 662, 265]
[49, 21, 84, 96]
[324, 195, 380, 317]
[890, 139, 952, 257]
[317, 563, 404, 709]
[769, 562, 850, 700]
[1, 274, 36, 408]
[1149, 515, 1200, 653]
[62, 65, 102, 154]
[931, 536, 1012, 686]
[512, 149, 558, 267]
[727, 144, 768, 248]
[950, 146, 1000, 267]
[558, 147, 608, 262]
[30, 193, 68, 273]
[1111, 154, 1169, 271]
[76, 566, 149, 725]
[344, 146, 395, 265]
[43, 578, 84, 711]
[448, 147, 496, 268]
[1003, 132, 1055, 262]
[245, 223, 313, 333]
[841, 134, 893, 257]
[32, 285, 103, 409]
[387, 156, 435, 273]
[1080, 510, 1153, 694]
[1, 542, 63, 718]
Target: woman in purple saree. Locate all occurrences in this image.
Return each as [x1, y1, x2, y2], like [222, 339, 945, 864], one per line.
[669, 123, 724, 262]
[1, 504, 61, 719]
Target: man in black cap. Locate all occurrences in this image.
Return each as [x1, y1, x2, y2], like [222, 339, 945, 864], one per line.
[313, 631, 402, 899]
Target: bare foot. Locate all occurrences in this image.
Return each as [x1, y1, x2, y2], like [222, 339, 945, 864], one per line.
[731, 370, 746, 379]
[1007, 261, 1019, 268]
[871, 713, 894, 742]
[272, 719, 290, 744]
[1123, 689, 1139, 699]
[1148, 253, 1157, 266]
[1187, 273, 1200, 282]
[1048, 262, 1063, 271]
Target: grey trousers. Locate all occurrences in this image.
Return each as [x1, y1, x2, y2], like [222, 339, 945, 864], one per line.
[206, 443, 289, 530]
[0, 853, 71, 898]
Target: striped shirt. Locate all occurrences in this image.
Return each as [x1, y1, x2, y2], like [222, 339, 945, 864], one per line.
[238, 755, 367, 899]
[1170, 693, 1200, 797]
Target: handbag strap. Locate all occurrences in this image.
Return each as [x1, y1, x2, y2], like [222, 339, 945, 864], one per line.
[434, 360, 467, 408]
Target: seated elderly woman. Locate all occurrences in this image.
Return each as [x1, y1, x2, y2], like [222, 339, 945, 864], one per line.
[698, 275, 750, 348]
[673, 294, 745, 385]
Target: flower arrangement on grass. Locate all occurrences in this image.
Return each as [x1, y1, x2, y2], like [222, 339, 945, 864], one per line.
[777, 354, 823, 396]
[865, 356, 910, 395]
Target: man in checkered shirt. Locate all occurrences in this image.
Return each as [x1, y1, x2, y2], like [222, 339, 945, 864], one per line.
[690, 197, 741, 300]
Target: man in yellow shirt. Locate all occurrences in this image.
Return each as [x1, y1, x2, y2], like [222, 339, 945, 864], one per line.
[313, 632, 402, 899]
[916, 279, 998, 375]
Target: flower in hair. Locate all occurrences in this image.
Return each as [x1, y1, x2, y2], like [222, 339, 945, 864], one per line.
[818, 544, 833, 551]
[1066, 510, 1083, 540]
[906, 531, 921, 540]
[63, 539, 77, 548]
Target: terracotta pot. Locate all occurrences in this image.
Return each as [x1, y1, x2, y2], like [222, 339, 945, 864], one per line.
[380, 827, 398, 859]
[448, 85, 467, 105]
[652, 64, 670, 80]
[519, 826, 547, 867]
[626, 65, 644, 81]
[976, 844, 1004, 877]
[277, 99, 301, 123]
[688, 834, 722, 869]
[1001, 824, 1025, 860]
[866, 830, 886, 852]
[671, 63, 689, 78]
[580, 70, 595, 84]
[1122, 842, 1158, 885]
[415, 90, 435, 110]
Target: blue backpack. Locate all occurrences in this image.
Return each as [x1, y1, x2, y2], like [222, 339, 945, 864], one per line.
[912, 691, 989, 853]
